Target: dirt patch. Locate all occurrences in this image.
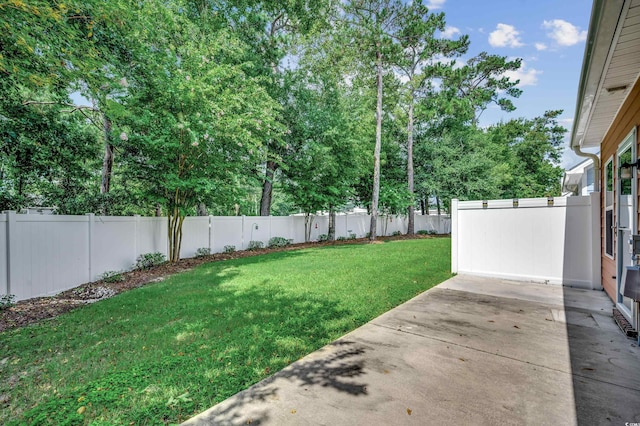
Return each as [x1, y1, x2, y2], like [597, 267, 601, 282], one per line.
[0, 234, 445, 333]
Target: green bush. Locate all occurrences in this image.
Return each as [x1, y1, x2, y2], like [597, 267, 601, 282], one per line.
[99, 271, 125, 283]
[391, 231, 402, 236]
[223, 245, 236, 253]
[268, 236, 290, 248]
[0, 294, 15, 310]
[336, 236, 347, 241]
[135, 252, 166, 270]
[417, 229, 437, 235]
[195, 247, 211, 258]
[317, 234, 329, 242]
[247, 241, 264, 250]
[348, 233, 357, 240]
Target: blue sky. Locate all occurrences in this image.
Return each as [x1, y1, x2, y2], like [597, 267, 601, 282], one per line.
[429, 0, 592, 167]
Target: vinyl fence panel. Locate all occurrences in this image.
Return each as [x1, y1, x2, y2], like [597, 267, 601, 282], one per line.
[451, 194, 600, 289]
[1, 211, 450, 301]
[0, 213, 7, 296]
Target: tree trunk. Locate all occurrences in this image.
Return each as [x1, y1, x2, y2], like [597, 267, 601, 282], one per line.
[328, 207, 336, 241]
[436, 196, 441, 216]
[155, 203, 162, 217]
[369, 46, 383, 241]
[421, 199, 426, 216]
[407, 100, 415, 235]
[260, 160, 277, 216]
[304, 213, 314, 242]
[196, 202, 208, 216]
[100, 114, 114, 215]
[168, 206, 185, 263]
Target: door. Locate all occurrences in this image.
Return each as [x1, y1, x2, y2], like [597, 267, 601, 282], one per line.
[617, 131, 636, 322]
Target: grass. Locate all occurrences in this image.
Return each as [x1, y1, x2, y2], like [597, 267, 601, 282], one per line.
[0, 238, 451, 425]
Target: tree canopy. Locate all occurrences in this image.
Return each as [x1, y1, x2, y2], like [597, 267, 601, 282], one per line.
[0, 0, 567, 256]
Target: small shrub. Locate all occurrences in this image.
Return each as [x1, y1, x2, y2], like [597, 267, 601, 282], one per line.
[365, 232, 371, 238]
[428, 230, 437, 235]
[417, 230, 429, 235]
[223, 245, 236, 253]
[348, 233, 357, 240]
[268, 236, 290, 248]
[135, 252, 166, 270]
[247, 240, 264, 250]
[317, 234, 329, 242]
[391, 231, 402, 236]
[195, 247, 211, 258]
[0, 294, 15, 310]
[336, 236, 347, 241]
[99, 270, 125, 283]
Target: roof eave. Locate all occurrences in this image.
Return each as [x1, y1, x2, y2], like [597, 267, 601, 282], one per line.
[571, 0, 626, 149]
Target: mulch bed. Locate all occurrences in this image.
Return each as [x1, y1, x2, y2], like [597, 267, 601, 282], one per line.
[0, 234, 444, 333]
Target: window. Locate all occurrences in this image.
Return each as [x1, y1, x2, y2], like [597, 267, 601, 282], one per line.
[586, 166, 594, 194]
[605, 158, 614, 258]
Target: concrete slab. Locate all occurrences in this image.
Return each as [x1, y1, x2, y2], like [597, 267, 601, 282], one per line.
[183, 275, 640, 426]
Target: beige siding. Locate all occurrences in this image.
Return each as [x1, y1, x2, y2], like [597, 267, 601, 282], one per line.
[600, 77, 640, 301]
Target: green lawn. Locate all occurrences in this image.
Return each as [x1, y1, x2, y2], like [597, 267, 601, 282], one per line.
[0, 238, 451, 425]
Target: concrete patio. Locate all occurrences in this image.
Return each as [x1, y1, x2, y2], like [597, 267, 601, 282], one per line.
[183, 275, 640, 425]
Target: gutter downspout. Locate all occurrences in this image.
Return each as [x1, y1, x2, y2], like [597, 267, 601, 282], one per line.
[572, 144, 600, 192]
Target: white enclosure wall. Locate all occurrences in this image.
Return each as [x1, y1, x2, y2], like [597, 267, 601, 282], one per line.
[1, 211, 451, 301]
[91, 216, 138, 278]
[181, 217, 210, 258]
[451, 194, 601, 289]
[211, 217, 243, 253]
[0, 214, 7, 297]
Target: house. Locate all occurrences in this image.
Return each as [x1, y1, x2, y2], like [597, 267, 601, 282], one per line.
[561, 158, 595, 196]
[571, 0, 640, 336]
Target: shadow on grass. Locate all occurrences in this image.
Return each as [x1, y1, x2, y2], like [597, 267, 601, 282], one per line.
[5, 251, 371, 425]
[184, 340, 368, 425]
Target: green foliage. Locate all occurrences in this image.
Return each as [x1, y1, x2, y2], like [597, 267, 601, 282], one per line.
[99, 271, 125, 283]
[348, 233, 357, 240]
[268, 237, 290, 248]
[417, 229, 436, 235]
[195, 248, 211, 258]
[223, 245, 236, 254]
[391, 231, 402, 236]
[317, 234, 329, 242]
[0, 239, 450, 424]
[0, 294, 15, 311]
[135, 252, 166, 270]
[247, 241, 264, 250]
[336, 236, 347, 241]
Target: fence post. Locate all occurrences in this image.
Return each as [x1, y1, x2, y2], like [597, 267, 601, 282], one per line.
[209, 215, 213, 252]
[3, 210, 16, 297]
[451, 199, 459, 273]
[241, 215, 246, 250]
[87, 213, 94, 282]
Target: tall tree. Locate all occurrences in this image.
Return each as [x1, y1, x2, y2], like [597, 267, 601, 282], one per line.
[114, 2, 282, 262]
[338, 0, 407, 241]
[393, 1, 468, 233]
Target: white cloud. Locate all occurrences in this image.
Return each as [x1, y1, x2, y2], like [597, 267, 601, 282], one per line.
[543, 19, 587, 46]
[535, 42, 548, 51]
[489, 23, 524, 48]
[426, 0, 446, 9]
[441, 26, 461, 38]
[504, 61, 542, 87]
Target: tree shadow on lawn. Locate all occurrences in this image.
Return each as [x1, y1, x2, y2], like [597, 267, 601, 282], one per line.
[5, 250, 371, 425]
[185, 340, 368, 425]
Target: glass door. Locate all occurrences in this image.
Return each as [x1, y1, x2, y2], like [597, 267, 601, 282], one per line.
[617, 131, 636, 321]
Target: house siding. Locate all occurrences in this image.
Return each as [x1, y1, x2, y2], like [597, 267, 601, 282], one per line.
[600, 77, 640, 301]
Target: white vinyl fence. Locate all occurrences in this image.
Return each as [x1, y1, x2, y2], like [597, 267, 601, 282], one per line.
[1, 211, 450, 301]
[451, 194, 601, 289]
